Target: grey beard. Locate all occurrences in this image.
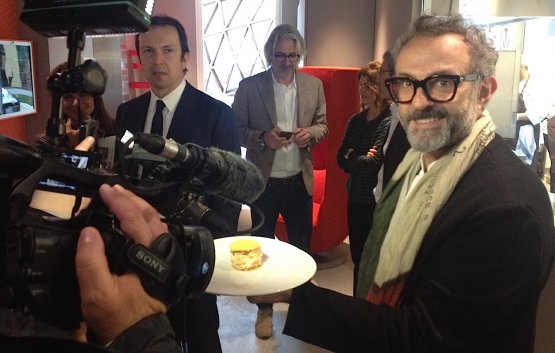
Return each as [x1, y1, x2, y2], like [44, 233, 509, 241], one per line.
[401, 105, 476, 153]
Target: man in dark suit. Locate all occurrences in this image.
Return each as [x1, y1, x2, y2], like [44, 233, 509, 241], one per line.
[116, 15, 239, 353]
[250, 14, 555, 353]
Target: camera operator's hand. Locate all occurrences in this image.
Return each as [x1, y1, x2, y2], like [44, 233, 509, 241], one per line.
[75, 135, 95, 152]
[75, 184, 167, 344]
[65, 117, 81, 147]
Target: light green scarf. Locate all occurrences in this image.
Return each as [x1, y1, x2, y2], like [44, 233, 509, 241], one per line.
[356, 110, 496, 299]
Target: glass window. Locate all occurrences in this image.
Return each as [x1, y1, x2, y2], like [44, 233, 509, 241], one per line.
[202, 0, 278, 105]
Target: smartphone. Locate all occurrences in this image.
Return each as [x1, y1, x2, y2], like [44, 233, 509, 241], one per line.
[279, 131, 293, 139]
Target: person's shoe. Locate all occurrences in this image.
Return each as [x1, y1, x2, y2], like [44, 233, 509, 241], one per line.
[255, 307, 273, 339]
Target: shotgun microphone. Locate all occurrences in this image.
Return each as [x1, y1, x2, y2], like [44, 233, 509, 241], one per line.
[133, 133, 264, 204]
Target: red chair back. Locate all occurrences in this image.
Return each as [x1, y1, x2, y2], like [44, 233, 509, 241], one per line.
[275, 66, 360, 253]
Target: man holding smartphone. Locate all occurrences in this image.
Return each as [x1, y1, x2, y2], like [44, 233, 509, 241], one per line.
[232, 24, 328, 339]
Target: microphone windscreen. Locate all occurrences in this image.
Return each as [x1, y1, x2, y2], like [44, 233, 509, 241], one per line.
[205, 148, 265, 203]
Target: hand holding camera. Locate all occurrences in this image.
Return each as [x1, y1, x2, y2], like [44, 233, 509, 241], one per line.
[76, 184, 168, 344]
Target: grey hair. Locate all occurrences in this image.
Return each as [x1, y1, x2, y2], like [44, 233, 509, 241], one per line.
[382, 50, 395, 72]
[263, 24, 306, 65]
[391, 14, 498, 77]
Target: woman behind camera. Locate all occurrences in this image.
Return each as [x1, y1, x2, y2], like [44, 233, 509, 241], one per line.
[61, 91, 115, 146]
[36, 62, 115, 149]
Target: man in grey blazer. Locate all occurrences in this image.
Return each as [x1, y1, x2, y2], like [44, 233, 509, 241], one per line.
[232, 24, 328, 339]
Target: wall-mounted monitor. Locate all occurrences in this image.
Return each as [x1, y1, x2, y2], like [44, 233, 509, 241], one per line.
[0, 40, 37, 120]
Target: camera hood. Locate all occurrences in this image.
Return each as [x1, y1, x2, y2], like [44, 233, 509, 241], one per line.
[20, 0, 151, 37]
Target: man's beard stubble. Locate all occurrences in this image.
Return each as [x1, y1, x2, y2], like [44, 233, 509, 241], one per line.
[399, 102, 477, 153]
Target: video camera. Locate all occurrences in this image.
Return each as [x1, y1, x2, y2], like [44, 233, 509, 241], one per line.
[0, 0, 265, 331]
[0, 129, 265, 329]
[0, 134, 221, 329]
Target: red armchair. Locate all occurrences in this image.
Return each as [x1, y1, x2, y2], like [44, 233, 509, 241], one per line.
[275, 66, 361, 254]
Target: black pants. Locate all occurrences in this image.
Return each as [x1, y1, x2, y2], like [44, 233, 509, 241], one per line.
[252, 173, 312, 252]
[252, 173, 312, 310]
[347, 198, 376, 294]
[167, 293, 221, 353]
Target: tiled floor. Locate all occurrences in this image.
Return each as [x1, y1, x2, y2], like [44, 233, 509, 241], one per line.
[217, 242, 354, 353]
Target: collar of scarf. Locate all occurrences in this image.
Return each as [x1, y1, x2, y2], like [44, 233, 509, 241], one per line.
[356, 110, 496, 302]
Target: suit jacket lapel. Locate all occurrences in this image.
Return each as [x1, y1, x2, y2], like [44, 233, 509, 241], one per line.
[167, 82, 194, 140]
[258, 70, 277, 127]
[131, 93, 150, 134]
[296, 71, 308, 127]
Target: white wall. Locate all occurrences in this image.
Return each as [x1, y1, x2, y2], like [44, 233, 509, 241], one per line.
[150, 0, 417, 84]
[374, 0, 421, 61]
[152, 0, 200, 87]
[303, 0, 375, 68]
[21, 0, 419, 143]
[487, 50, 520, 138]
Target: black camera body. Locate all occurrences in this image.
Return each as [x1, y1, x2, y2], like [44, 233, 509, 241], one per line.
[79, 118, 99, 142]
[0, 136, 215, 329]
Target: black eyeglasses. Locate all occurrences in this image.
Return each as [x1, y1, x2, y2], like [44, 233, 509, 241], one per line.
[384, 74, 483, 103]
[274, 53, 300, 62]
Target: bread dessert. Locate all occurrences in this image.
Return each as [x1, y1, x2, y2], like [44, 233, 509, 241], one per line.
[230, 238, 263, 271]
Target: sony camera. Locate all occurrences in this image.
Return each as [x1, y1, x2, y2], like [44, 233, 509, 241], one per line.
[0, 135, 215, 329]
[5, 0, 263, 331]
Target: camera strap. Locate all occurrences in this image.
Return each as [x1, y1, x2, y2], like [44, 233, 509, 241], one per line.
[123, 233, 188, 306]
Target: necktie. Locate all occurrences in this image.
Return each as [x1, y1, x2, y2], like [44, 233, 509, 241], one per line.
[151, 99, 165, 136]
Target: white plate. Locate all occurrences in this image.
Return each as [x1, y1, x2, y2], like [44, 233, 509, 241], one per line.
[206, 236, 316, 296]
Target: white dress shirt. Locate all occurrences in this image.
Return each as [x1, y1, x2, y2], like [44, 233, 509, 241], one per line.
[270, 71, 301, 178]
[144, 80, 186, 137]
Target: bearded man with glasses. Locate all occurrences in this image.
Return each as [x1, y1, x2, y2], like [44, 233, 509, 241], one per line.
[233, 23, 328, 339]
[248, 14, 554, 353]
